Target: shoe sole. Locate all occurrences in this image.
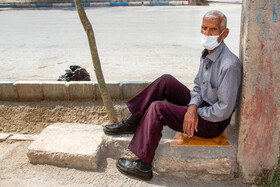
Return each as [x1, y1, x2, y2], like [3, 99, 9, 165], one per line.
[116, 160, 153, 181]
[103, 128, 135, 135]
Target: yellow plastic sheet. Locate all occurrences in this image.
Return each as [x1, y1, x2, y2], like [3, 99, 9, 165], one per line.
[170, 132, 231, 147]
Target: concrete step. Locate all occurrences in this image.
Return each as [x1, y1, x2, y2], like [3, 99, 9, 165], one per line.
[156, 125, 237, 180]
[27, 122, 237, 181]
[27, 123, 104, 170]
[103, 124, 238, 181]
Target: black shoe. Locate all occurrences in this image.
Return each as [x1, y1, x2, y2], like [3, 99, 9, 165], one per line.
[116, 158, 153, 180]
[103, 120, 138, 135]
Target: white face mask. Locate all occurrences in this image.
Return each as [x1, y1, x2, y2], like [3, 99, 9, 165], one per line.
[200, 29, 225, 50]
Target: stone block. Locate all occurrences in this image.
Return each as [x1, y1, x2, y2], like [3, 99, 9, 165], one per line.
[0, 81, 18, 101]
[169, 1, 183, 5]
[128, 2, 142, 6]
[67, 82, 96, 100]
[27, 123, 103, 170]
[182, 1, 189, 5]
[16, 4, 36, 7]
[15, 81, 43, 101]
[121, 81, 149, 100]
[189, 0, 198, 5]
[0, 133, 11, 142]
[142, 1, 150, 6]
[90, 2, 110, 6]
[42, 81, 69, 100]
[103, 125, 237, 180]
[8, 134, 38, 141]
[52, 3, 72, 7]
[151, 125, 237, 180]
[154, 157, 232, 176]
[95, 82, 121, 100]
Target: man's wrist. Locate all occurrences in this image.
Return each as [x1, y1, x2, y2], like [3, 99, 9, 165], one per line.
[188, 104, 197, 107]
[188, 99, 201, 107]
[188, 104, 198, 111]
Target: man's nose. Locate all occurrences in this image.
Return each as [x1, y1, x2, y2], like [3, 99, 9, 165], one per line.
[205, 28, 210, 36]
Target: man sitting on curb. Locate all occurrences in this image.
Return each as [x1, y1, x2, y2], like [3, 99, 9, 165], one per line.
[103, 10, 242, 180]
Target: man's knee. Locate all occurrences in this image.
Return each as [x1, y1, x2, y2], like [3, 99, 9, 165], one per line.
[146, 101, 166, 126]
[149, 101, 166, 113]
[158, 74, 176, 85]
[159, 74, 174, 81]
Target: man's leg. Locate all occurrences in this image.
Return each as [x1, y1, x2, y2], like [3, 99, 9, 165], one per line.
[127, 74, 191, 121]
[127, 101, 231, 164]
[116, 101, 187, 180]
[116, 90, 232, 180]
[104, 74, 191, 135]
[128, 101, 187, 164]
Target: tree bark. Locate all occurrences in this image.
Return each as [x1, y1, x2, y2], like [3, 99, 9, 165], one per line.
[74, 0, 118, 123]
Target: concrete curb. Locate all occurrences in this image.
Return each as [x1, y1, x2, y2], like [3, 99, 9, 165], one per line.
[0, 81, 150, 101]
[0, 133, 12, 142]
[0, 1, 189, 8]
[0, 81, 195, 101]
[0, 133, 37, 141]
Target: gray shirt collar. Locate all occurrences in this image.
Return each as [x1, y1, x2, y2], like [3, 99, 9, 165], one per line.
[202, 42, 225, 62]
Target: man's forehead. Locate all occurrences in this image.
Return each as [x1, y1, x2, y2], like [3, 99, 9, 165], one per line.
[202, 17, 221, 26]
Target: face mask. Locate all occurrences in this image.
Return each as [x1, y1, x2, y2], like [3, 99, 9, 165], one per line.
[200, 29, 225, 50]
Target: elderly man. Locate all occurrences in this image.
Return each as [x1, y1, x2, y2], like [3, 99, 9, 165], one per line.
[104, 10, 241, 180]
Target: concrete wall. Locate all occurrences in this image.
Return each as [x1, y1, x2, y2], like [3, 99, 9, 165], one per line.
[237, 0, 280, 184]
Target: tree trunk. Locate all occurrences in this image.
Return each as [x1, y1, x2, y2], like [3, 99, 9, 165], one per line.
[74, 0, 118, 123]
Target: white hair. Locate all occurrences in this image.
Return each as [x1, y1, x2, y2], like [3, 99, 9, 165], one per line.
[203, 10, 227, 30]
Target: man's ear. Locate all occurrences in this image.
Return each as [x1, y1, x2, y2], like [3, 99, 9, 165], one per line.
[222, 28, 229, 39]
[218, 28, 229, 43]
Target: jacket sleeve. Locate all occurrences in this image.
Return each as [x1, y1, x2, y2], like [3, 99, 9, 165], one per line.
[197, 64, 241, 122]
[188, 64, 203, 107]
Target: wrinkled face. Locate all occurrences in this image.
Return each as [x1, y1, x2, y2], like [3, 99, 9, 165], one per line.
[201, 17, 224, 43]
[201, 17, 223, 36]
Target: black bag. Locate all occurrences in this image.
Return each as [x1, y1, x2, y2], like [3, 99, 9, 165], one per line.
[57, 65, 91, 81]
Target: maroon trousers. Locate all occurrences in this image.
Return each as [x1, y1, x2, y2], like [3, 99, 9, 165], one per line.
[127, 74, 232, 164]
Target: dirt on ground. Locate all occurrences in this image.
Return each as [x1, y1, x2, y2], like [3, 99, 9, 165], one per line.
[0, 100, 130, 134]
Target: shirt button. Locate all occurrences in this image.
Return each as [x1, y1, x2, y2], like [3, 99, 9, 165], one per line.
[206, 67, 208, 70]
[203, 82, 205, 84]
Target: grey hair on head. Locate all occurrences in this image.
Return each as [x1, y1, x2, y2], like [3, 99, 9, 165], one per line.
[203, 10, 227, 30]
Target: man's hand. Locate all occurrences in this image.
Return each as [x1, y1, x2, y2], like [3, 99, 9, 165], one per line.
[183, 105, 198, 138]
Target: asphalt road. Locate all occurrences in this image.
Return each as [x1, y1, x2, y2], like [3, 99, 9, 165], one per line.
[0, 3, 241, 83]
